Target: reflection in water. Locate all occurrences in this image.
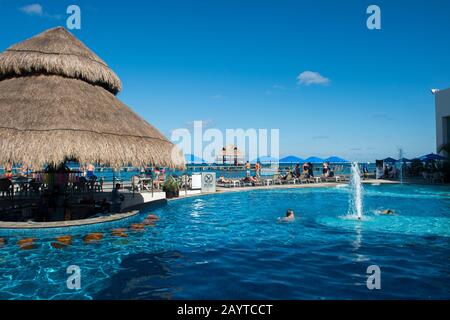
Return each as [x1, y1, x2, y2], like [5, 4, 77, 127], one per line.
[352, 224, 362, 251]
[351, 224, 369, 262]
[94, 251, 183, 300]
[191, 198, 205, 218]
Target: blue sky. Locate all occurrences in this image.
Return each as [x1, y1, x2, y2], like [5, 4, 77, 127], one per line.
[1, 0, 449, 161]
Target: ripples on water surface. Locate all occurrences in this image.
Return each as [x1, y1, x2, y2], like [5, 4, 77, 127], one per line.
[0, 184, 449, 299]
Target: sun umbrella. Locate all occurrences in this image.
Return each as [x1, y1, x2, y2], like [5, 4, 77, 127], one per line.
[279, 156, 305, 164]
[383, 157, 398, 163]
[323, 156, 349, 163]
[418, 153, 448, 161]
[304, 156, 324, 163]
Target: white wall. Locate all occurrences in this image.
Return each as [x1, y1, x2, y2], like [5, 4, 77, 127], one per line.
[435, 88, 450, 154]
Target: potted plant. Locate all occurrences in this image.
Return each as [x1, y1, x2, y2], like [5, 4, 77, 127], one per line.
[162, 176, 180, 199]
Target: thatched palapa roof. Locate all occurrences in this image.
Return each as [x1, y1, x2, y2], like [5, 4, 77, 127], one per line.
[0, 27, 185, 169]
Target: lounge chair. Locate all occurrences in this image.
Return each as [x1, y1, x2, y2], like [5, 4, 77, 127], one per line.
[271, 173, 283, 185]
[231, 179, 242, 187]
[281, 173, 298, 184]
[261, 177, 273, 186]
[252, 178, 264, 186]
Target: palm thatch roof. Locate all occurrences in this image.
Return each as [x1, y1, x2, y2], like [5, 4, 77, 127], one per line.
[0, 27, 121, 94]
[0, 27, 185, 169]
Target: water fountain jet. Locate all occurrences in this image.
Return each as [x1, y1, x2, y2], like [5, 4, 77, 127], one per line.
[349, 162, 364, 220]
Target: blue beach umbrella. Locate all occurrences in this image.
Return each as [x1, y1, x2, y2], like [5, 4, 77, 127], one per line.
[304, 156, 324, 163]
[383, 157, 398, 163]
[279, 156, 305, 164]
[418, 153, 448, 161]
[323, 156, 349, 163]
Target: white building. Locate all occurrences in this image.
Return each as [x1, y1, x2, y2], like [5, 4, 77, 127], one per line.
[434, 88, 450, 155]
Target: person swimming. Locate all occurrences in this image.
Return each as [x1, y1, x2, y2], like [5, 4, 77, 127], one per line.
[381, 209, 394, 215]
[279, 209, 295, 222]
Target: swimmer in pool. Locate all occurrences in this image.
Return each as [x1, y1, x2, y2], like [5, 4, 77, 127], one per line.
[381, 209, 394, 215]
[279, 209, 295, 222]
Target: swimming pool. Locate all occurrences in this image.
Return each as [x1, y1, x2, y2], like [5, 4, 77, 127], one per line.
[0, 184, 449, 299]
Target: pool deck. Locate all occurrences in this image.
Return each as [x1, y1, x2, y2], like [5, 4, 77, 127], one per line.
[0, 179, 397, 229]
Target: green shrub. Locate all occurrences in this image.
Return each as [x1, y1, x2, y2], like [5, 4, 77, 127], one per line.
[162, 176, 180, 192]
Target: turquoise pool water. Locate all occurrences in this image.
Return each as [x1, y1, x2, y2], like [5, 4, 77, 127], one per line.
[0, 184, 449, 299]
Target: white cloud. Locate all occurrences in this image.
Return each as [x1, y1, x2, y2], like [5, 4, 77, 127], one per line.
[19, 4, 62, 19]
[297, 71, 330, 86]
[19, 4, 43, 16]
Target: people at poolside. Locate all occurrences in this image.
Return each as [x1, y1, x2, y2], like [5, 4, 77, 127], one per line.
[281, 168, 293, 181]
[86, 163, 95, 179]
[294, 164, 301, 178]
[153, 167, 160, 181]
[322, 162, 330, 177]
[243, 175, 259, 186]
[140, 165, 152, 178]
[111, 183, 124, 212]
[218, 176, 232, 184]
[328, 168, 335, 178]
[255, 161, 261, 178]
[279, 209, 295, 222]
[384, 165, 389, 178]
[18, 165, 30, 177]
[363, 165, 369, 179]
[245, 161, 251, 177]
[3, 162, 13, 179]
[308, 162, 314, 178]
[153, 167, 165, 189]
